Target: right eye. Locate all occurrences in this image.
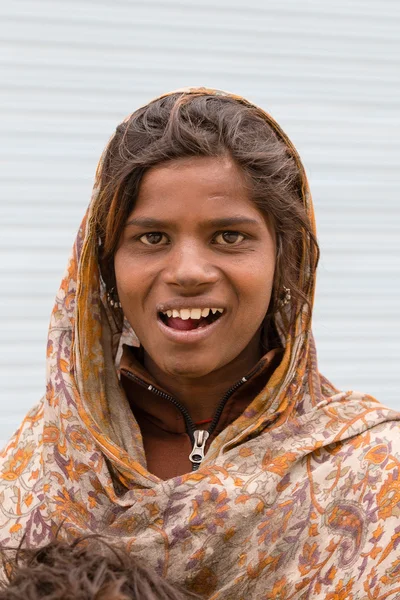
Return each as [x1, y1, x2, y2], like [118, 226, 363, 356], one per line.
[139, 232, 169, 246]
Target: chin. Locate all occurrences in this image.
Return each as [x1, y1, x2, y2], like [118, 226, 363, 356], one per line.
[162, 358, 216, 379]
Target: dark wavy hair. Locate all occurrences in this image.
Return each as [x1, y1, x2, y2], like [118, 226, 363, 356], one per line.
[0, 536, 199, 600]
[93, 92, 319, 324]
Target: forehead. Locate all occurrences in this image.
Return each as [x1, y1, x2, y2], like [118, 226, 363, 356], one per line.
[132, 156, 261, 220]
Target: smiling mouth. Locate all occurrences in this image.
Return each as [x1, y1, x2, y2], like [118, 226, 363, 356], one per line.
[158, 308, 224, 331]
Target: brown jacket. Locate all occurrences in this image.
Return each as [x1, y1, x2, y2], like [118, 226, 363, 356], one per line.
[120, 345, 283, 480]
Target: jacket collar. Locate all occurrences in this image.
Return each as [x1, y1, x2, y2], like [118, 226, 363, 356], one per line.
[120, 345, 283, 435]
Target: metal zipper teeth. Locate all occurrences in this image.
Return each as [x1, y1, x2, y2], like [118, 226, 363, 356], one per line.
[121, 370, 196, 444]
[207, 360, 265, 437]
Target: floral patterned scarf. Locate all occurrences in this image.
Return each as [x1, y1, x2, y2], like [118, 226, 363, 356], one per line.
[1, 89, 399, 599]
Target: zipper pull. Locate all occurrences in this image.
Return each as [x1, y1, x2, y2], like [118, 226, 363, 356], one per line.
[189, 430, 210, 470]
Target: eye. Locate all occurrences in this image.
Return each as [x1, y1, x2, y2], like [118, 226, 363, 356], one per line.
[139, 232, 169, 246]
[214, 231, 245, 245]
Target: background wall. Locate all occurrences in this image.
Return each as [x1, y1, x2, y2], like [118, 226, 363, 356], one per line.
[1, 0, 399, 447]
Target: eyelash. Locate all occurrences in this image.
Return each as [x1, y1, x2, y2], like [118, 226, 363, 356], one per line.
[213, 231, 246, 245]
[138, 231, 247, 247]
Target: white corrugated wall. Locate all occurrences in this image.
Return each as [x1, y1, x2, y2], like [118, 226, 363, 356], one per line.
[1, 0, 399, 446]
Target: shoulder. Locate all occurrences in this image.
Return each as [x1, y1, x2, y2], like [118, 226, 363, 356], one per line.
[306, 390, 400, 445]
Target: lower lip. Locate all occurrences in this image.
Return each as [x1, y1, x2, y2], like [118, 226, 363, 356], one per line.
[157, 314, 225, 344]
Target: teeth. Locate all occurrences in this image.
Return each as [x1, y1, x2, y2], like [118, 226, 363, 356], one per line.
[162, 307, 224, 319]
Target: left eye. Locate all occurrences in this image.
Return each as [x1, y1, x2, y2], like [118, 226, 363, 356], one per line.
[139, 232, 169, 245]
[214, 231, 245, 245]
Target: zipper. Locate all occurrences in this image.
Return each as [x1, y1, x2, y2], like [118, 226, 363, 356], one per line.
[121, 373, 197, 445]
[121, 360, 264, 471]
[189, 430, 210, 470]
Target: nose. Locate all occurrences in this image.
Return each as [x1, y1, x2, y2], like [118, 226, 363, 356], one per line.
[163, 241, 219, 290]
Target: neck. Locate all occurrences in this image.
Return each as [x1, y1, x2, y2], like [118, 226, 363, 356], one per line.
[143, 339, 262, 423]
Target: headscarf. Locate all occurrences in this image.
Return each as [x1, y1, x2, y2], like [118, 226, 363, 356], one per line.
[1, 88, 399, 598]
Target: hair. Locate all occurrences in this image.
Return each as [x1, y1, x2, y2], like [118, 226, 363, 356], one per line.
[0, 536, 199, 600]
[93, 92, 319, 325]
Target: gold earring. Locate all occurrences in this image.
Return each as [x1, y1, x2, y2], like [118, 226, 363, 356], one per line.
[106, 287, 122, 309]
[279, 286, 291, 308]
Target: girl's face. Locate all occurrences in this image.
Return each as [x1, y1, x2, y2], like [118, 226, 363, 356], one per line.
[114, 156, 276, 380]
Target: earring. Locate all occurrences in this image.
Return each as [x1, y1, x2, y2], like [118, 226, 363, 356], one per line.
[279, 285, 291, 308]
[106, 287, 122, 309]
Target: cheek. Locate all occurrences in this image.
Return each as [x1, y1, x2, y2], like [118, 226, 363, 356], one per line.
[114, 252, 144, 302]
[236, 256, 275, 301]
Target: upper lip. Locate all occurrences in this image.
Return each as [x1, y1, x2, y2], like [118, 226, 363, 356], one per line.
[156, 299, 226, 313]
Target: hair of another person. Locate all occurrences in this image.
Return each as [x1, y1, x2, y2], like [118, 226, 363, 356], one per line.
[94, 92, 319, 325]
[0, 535, 200, 600]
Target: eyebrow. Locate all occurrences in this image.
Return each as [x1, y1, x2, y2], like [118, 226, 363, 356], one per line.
[125, 216, 261, 228]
